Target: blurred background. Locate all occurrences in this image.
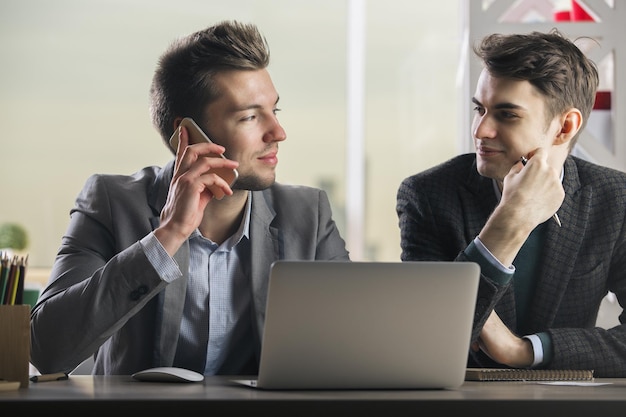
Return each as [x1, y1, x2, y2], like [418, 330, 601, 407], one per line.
[1, 0, 621, 330]
[0, 0, 462, 267]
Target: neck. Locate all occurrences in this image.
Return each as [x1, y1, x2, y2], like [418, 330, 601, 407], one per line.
[198, 189, 248, 244]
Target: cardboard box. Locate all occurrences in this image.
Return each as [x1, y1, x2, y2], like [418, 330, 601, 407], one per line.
[0, 304, 30, 388]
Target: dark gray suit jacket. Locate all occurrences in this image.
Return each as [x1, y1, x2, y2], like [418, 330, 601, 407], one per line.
[397, 153, 626, 377]
[31, 159, 349, 375]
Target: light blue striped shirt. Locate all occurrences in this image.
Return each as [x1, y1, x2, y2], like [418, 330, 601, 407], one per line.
[141, 193, 253, 374]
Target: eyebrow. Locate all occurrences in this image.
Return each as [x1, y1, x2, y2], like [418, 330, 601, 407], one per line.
[472, 97, 525, 111]
[233, 95, 281, 112]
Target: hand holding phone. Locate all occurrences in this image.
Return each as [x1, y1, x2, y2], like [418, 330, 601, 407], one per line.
[169, 117, 239, 187]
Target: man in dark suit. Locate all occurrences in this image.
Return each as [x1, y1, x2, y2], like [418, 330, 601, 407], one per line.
[397, 29, 626, 377]
[31, 21, 349, 376]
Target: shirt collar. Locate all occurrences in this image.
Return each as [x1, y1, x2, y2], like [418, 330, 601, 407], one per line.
[190, 191, 252, 249]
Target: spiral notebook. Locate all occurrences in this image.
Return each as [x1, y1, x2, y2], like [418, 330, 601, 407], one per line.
[465, 368, 594, 382]
[232, 260, 481, 390]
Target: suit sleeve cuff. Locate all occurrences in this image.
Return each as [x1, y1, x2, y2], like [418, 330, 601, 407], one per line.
[140, 232, 182, 283]
[465, 237, 514, 286]
[523, 334, 544, 368]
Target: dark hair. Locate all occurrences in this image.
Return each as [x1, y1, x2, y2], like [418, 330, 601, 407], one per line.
[149, 20, 270, 149]
[474, 29, 599, 147]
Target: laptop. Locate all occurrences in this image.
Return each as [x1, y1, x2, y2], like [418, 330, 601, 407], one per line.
[232, 260, 480, 390]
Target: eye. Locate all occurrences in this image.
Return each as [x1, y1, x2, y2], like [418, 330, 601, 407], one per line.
[497, 111, 518, 120]
[473, 106, 485, 116]
[241, 114, 256, 122]
[273, 108, 282, 116]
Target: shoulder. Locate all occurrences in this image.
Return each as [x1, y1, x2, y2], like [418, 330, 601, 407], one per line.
[569, 156, 626, 192]
[76, 164, 171, 210]
[567, 156, 626, 220]
[83, 165, 163, 188]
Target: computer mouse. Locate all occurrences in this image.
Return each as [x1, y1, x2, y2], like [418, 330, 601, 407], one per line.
[131, 366, 205, 383]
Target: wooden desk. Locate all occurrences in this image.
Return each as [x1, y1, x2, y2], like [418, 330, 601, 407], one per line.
[2, 375, 626, 416]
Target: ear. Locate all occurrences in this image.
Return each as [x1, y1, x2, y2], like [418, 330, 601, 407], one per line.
[554, 108, 582, 146]
[173, 116, 184, 130]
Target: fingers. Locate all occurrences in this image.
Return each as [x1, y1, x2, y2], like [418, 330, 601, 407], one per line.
[173, 126, 238, 186]
[504, 147, 563, 204]
[177, 147, 239, 201]
[158, 155, 237, 244]
[518, 147, 550, 168]
[182, 160, 238, 199]
[174, 126, 187, 172]
[174, 125, 227, 167]
[157, 127, 239, 253]
[200, 174, 233, 200]
[510, 147, 546, 173]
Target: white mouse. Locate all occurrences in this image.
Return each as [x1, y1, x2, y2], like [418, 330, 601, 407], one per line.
[131, 366, 204, 383]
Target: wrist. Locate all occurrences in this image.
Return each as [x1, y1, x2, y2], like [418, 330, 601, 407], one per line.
[522, 334, 544, 368]
[154, 224, 188, 256]
[478, 206, 534, 266]
[514, 337, 535, 368]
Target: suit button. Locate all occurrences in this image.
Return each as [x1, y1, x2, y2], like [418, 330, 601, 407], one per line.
[130, 285, 149, 301]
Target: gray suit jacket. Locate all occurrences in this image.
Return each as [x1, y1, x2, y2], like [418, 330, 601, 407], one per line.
[31, 159, 349, 375]
[397, 153, 626, 377]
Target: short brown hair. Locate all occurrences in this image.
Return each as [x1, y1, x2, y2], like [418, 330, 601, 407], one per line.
[149, 20, 270, 148]
[474, 29, 599, 147]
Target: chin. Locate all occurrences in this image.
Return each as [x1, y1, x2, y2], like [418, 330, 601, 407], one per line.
[232, 175, 276, 191]
[475, 159, 489, 176]
[475, 162, 500, 181]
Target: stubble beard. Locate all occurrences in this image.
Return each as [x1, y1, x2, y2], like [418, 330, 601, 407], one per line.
[232, 173, 276, 191]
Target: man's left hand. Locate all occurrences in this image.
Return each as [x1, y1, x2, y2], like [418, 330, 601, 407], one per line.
[472, 310, 534, 368]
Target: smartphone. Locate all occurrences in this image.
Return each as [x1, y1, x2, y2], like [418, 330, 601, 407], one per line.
[169, 117, 239, 187]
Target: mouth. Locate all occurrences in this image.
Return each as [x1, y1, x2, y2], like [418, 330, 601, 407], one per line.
[258, 151, 278, 166]
[476, 146, 503, 158]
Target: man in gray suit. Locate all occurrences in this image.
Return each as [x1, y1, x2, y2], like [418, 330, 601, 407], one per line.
[31, 21, 349, 376]
[397, 29, 626, 377]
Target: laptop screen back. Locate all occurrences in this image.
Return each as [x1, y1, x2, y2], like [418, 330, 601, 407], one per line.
[245, 261, 480, 390]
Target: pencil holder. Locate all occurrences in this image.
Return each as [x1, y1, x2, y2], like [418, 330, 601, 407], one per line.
[0, 304, 30, 388]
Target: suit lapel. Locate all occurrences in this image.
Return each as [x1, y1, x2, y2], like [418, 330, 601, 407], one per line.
[147, 159, 189, 366]
[527, 157, 590, 332]
[248, 190, 280, 343]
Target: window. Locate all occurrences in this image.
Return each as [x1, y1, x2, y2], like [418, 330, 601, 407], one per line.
[0, 0, 462, 264]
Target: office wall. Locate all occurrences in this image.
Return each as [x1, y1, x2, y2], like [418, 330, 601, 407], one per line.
[0, 0, 461, 267]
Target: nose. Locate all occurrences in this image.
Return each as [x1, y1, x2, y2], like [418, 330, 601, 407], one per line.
[264, 116, 287, 143]
[472, 114, 496, 140]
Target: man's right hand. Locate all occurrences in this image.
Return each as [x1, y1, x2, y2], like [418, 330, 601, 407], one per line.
[154, 126, 239, 256]
[478, 147, 564, 266]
